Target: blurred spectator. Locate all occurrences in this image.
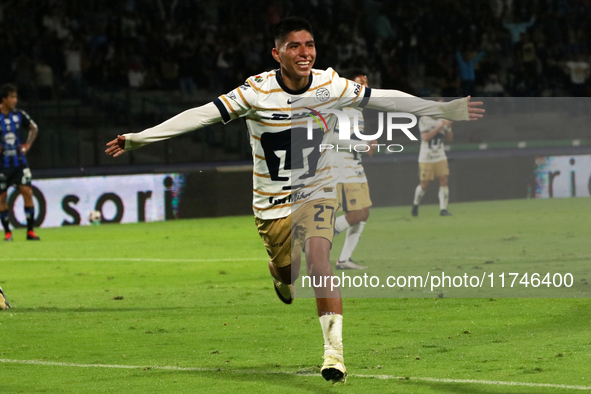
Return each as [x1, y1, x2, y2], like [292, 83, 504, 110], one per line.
[35, 58, 54, 100]
[13, 52, 35, 99]
[178, 46, 198, 96]
[128, 62, 145, 89]
[503, 15, 536, 44]
[64, 41, 82, 91]
[483, 74, 505, 96]
[456, 48, 486, 96]
[160, 54, 179, 91]
[564, 54, 590, 96]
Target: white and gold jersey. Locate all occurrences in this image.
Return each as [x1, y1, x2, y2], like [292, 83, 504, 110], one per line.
[418, 116, 449, 163]
[214, 68, 371, 220]
[124, 70, 473, 220]
[333, 108, 368, 184]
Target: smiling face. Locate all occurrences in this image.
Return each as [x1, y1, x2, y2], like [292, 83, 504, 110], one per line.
[272, 30, 316, 88]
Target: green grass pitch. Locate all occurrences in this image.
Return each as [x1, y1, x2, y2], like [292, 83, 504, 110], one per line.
[1, 198, 590, 393]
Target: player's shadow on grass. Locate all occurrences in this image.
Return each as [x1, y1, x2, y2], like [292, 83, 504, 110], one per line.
[164, 367, 340, 394]
[12, 306, 192, 313]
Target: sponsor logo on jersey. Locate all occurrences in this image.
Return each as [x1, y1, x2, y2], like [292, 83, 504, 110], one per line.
[268, 190, 313, 206]
[227, 91, 237, 101]
[287, 98, 303, 105]
[254, 75, 264, 83]
[4, 132, 16, 146]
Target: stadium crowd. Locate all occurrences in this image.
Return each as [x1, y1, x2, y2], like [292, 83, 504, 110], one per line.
[0, 0, 590, 100]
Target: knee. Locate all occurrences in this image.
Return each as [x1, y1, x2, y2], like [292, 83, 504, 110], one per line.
[346, 210, 367, 226]
[306, 257, 332, 278]
[20, 187, 33, 198]
[361, 208, 370, 222]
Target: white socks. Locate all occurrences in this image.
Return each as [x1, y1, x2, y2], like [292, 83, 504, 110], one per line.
[439, 186, 449, 210]
[413, 184, 425, 205]
[334, 215, 351, 235]
[319, 314, 343, 357]
[414, 185, 449, 210]
[339, 222, 365, 261]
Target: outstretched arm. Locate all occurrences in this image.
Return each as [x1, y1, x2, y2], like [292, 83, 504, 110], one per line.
[366, 90, 484, 121]
[105, 102, 223, 157]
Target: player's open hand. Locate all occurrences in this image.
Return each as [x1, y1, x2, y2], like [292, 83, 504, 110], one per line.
[467, 96, 485, 121]
[367, 140, 378, 157]
[105, 135, 126, 157]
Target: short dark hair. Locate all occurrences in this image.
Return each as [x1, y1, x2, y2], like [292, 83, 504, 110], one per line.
[346, 68, 367, 80]
[0, 84, 17, 100]
[274, 17, 313, 46]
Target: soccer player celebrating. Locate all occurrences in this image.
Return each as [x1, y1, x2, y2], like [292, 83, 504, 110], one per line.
[411, 111, 454, 217]
[106, 17, 483, 382]
[332, 69, 374, 270]
[0, 84, 40, 241]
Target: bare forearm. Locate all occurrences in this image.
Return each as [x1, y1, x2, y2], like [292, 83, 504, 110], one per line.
[26, 123, 38, 146]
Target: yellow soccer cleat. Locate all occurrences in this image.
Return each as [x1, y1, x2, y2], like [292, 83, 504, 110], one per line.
[272, 277, 293, 304]
[321, 353, 347, 383]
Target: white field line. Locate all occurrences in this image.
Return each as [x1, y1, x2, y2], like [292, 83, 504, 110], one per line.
[1, 257, 263, 263]
[1, 359, 589, 390]
[6, 254, 589, 263]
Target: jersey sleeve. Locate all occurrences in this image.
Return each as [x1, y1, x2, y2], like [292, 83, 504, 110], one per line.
[123, 102, 223, 151]
[367, 90, 470, 121]
[19, 110, 32, 130]
[213, 80, 258, 124]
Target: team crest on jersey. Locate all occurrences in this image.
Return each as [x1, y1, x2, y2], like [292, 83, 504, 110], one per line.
[315, 87, 330, 102]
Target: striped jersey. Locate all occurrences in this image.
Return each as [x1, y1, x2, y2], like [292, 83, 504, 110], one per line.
[214, 67, 371, 220]
[0, 109, 32, 168]
[418, 116, 449, 163]
[334, 108, 367, 184]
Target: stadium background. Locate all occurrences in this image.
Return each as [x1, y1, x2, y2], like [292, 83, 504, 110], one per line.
[1, 0, 590, 226]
